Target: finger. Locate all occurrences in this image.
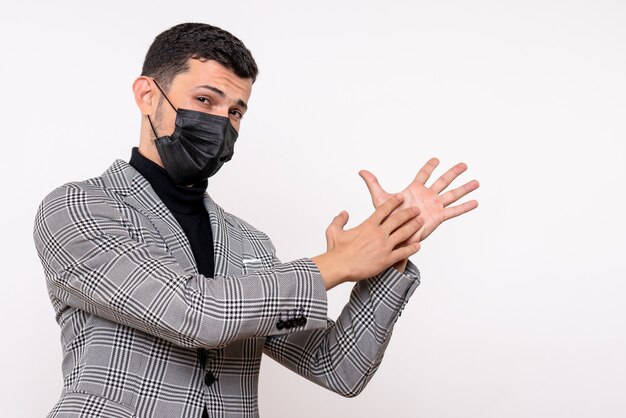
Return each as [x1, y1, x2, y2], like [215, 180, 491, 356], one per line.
[413, 157, 440, 185]
[331, 210, 349, 230]
[325, 211, 349, 250]
[358, 169, 388, 207]
[381, 206, 421, 236]
[369, 194, 405, 225]
[389, 216, 424, 245]
[389, 242, 421, 264]
[442, 200, 479, 222]
[430, 162, 468, 194]
[441, 179, 480, 207]
[405, 230, 422, 245]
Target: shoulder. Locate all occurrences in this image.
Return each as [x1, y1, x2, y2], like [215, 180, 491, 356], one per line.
[33, 161, 133, 237]
[35, 178, 120, 219]
[36, 159, 135, 211]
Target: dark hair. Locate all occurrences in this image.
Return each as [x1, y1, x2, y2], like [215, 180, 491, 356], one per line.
[141, 23, 258, 90]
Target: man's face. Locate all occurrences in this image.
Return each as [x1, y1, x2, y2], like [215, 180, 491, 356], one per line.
[151, 58, 253, 136]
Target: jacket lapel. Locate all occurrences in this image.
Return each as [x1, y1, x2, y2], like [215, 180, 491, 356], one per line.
[100, 159, 243, 279]
[203, 194, 244, 278]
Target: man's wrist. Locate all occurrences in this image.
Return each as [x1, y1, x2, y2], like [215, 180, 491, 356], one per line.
[392, 258, 409, 274]
[310, 252, 350, 290]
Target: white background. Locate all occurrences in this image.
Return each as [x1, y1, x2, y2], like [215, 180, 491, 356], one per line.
[1, 0, 625, 417]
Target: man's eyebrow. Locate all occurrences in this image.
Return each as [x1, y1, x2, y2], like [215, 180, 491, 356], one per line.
[197, 84, 248, 110]
[198, 84, 225, 97]
[236, 99, 248, 110]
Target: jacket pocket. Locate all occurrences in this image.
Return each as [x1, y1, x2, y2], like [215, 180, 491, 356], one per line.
[49, 391, 136, 417]
[241, 256, 272, 273]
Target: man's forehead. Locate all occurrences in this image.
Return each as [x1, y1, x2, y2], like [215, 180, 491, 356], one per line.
[179, 59, 253, 99]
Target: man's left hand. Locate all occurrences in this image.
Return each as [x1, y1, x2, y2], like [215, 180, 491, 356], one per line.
[359, 157, 480, 245]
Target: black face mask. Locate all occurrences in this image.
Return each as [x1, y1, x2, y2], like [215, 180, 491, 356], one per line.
[147, 80, 238, 186]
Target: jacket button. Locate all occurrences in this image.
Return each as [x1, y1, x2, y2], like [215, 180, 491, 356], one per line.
[204, 371, 217, 387]
[276, 320, 285, 330]
[297, 317, 307, 326]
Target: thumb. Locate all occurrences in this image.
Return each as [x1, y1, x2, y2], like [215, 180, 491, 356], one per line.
[330, 210, 349, 230]
[325, 211, 349, 250]
[358, 169, 386, 206]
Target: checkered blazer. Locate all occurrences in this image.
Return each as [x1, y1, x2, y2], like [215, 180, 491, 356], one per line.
[33, 159, 421, 417]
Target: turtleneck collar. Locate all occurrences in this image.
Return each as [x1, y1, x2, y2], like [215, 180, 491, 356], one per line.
[128, 147, 208, 214]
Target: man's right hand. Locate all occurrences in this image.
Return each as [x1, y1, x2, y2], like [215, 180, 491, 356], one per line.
[311, 194, 423, 290]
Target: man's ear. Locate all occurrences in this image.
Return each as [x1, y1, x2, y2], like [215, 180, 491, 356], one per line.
[132, 76, 156, 115]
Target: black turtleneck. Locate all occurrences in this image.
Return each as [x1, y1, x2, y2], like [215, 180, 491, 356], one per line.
[128, 147, 215, 278]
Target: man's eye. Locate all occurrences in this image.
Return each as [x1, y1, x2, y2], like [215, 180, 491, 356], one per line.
[197, 97, 210, 104]
[230, 109, 243, 120]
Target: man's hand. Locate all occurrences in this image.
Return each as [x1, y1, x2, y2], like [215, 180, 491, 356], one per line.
[358, 158, 480, 244]
[311, 194, 424, 290]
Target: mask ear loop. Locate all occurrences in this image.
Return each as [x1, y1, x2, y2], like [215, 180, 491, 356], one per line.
[147, 79, 178, 140]
[147, 114, 160, 140]
[153, 79, 178, 112]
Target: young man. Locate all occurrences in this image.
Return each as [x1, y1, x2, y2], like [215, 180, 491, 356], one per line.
[33, 23, 478, 418]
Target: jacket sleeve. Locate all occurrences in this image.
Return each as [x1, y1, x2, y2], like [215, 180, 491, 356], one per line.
[262, 247, 420, 398]
[33, 183, 328, 349]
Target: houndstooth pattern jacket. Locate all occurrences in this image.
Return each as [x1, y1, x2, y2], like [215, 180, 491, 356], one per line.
[33, 158, 421, 417]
